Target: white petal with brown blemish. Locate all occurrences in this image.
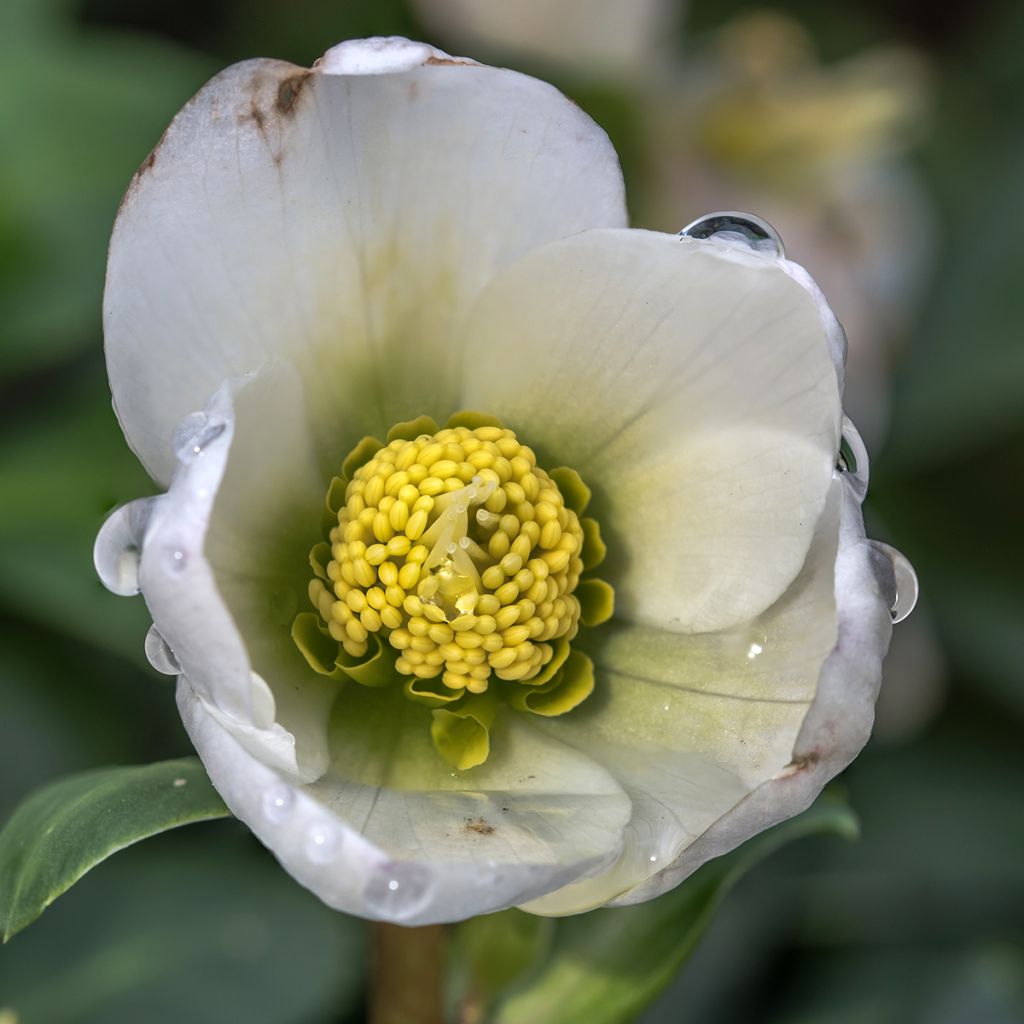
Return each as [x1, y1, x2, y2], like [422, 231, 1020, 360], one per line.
[97, 37, 898, 925]
[105, 39, 627, 486]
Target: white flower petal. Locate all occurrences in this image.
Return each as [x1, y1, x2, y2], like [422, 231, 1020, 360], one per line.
[460, 228, 841, 632]
[316, 37, 472, 76]
[104, 41, 627, 486]
[521, 476, 890, 914]
[107, 363, 632, 922]
[202, 362, 339, 782]
[103, 370, 332, 783]
[612, 476, 892, 905]
[178, 679, 631, 925]
[520, 475, 880, 917]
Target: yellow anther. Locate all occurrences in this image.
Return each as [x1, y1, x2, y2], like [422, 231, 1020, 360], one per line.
[360, 608, 382, 632]
[365, 544, 388, 566]
[481, 565, 505, 590]
[386, 535, 411, 558]
[301, 422, 599, 701]
[381, 606, 403, 630]
[389, 501, 410, 532]
[345, 619, 368, 644]
[488, 647, 518, 670]
[494, 605, 520, 631]
[406, 509, 429, 540]
[502, 624, 533, 647]
[540, 521, 562, 550]
[398, 562, 421, 590]
[428, 623, 454, 645]
[500, 552, 524, 576]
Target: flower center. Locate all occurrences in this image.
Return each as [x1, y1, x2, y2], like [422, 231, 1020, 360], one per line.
[294, 414, 613, 770]
[318, 424, 584, 693]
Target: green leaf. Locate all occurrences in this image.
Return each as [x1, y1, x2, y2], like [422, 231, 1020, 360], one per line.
[449, 909, 554, 1022]
[0, 758, 229, 942]
[492, 795, 859, 1024]
[0, 829, 366, 1024]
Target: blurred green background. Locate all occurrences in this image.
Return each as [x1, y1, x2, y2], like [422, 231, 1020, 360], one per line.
[1, 0, 1021, 1021]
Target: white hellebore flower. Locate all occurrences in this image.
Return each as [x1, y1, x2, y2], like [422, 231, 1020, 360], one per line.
[94, 38, 915, 925]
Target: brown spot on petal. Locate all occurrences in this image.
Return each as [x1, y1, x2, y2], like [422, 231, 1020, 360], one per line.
[116, 123, 170, 218]
[425, 55, 478, 67]
[276, 72, 311, 115]
[785, 750, 822, 773]
[138, 149, 158, 176]
[464, 817, 495, 836]
[242, 99, 267, 135]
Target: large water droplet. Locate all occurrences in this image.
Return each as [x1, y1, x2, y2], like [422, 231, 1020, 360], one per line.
[363, 862, 434, 922]
[172, 412, 227, 464]
[867, 541, 919, 623]
[836, 415, 870, 503]
[304, 821, 340, 864]
[93, 497, 160, 596]
[261, 784, 294, 825]
[144, 625, 180, 675]
[679, 211, 785, 258]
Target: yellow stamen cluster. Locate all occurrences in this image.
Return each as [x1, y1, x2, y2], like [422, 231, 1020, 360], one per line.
[308, 425, 585, 695]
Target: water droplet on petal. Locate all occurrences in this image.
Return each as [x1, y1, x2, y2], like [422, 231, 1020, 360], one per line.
[746, 642, 764, 660]
[261, 784, 294, 825]
[867, 541, 919, 623]
[172, 413, 227, 463]
[93, 497, 160, 596]
[304, 821, 340, 864]
[363, 862, 434, 921]
[649, 854, 659, 863]
[836, 416, 870, 502]
[144, 625, 180, 675]
[679, 211, 785, 258]
[163, 545, 189, 573]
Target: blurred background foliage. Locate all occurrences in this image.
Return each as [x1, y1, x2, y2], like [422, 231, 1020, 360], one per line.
[0, 0, 1021, 1021]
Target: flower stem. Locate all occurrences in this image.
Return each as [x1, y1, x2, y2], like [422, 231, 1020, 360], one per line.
[369, 922, 446, 1024]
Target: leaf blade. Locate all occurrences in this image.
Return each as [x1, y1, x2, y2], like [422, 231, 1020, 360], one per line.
[0, 757, 229, 941]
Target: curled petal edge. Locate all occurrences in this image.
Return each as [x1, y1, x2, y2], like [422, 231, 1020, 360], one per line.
[97, 379, 328, 784]
[177, 683, 630, 925]
[316, 36, 479, 75]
